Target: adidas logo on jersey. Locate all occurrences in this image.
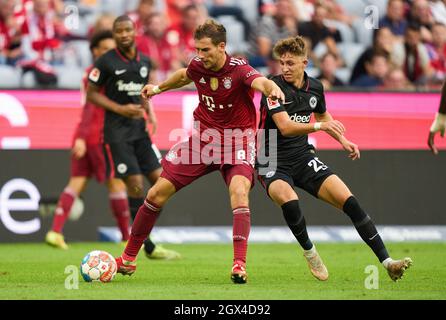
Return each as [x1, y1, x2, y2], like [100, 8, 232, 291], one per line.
[289, 114, 311, 123]
[229, 57, 246, 66]
[199, 77, 206, 84]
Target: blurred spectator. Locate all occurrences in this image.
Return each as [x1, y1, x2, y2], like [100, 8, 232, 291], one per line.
[89, 13, 115, 36]
[207, 0, 251, 41]
[351, 27, 396, 83]
[165, 0, 207, 27]
[293, 0, 314, 22]
[18, 0, 74, 86]
[298, 4, 343, 66]
[316, 52, 344, 90]
[166, 0, 192, 26]
[165, 4, 204, 67]
[21, 0, 69, 63]
[379, 0, 408, 38]
[391, 23, 434, 84]
[426, 22, 446, 82]
[0, 0, 27, 65]
[351, 52, 389, 88]
[381, 67, 414, 90]
[137, 11, 180, 81]
[429, 0, 446, 25]
[407, 0, 434, 43]
[127, 0, 155, 37]
[249, 0, 298, 68]
[320, 0, 357, 26]
[257, 0, 276, 17]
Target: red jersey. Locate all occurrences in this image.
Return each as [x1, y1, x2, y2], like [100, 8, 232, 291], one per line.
[136, 34, 174, 80]
[166, 24, 195, 63]
[186, 54, 262, 136]
[74, 65, 105, 145]
[0, 6, 28, 51]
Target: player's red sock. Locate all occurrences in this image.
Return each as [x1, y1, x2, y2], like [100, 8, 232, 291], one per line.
[123, 200, 161, 261]
[109, 191, 130, 241]
[232, 207, 251, 265]
[51, 187, 77, 233]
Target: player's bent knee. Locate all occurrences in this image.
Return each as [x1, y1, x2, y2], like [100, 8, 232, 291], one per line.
[146, 179, 175, 206]
[268, 181, 298, 206]
[229, 186, 249, 201]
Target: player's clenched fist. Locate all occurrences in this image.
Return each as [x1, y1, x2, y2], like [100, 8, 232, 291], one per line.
[141, 84, 161, 99]
[267, 83, 285, 104]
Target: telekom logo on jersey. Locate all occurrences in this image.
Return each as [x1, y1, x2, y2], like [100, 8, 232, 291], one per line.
[180, 94, 278, 174]
[201, 94, 233, 112]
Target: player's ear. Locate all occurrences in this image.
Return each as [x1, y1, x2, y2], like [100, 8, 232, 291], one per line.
[218, 42, 226, 51]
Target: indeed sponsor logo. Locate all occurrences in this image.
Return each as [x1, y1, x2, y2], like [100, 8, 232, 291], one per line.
[289, 113, 311, 123]
[116, 81, 144, 96]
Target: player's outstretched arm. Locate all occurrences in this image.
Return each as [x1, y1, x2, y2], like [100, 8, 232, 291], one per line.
[143, 98, 157, 135]
[251, 77, 285, 102]
[428, 81, 446, 155]
[272, 112, 322, 137]
[141, 68, 192, 99]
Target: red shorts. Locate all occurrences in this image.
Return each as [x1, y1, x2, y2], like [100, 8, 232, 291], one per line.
[70, 144, 107, 183]
[160, 135, 255, 191]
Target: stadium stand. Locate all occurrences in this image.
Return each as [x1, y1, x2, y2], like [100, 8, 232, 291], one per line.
[0, 0, 445, 90]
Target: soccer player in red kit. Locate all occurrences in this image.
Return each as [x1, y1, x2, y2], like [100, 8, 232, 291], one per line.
[115, 19, 285, 284]
[45, 31, 130, 249]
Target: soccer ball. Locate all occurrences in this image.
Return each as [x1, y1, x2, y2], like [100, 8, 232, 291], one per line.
[80, 250, 117, 283]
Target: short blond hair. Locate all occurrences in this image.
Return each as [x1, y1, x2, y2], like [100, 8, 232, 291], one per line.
[273, 36, 307, 59]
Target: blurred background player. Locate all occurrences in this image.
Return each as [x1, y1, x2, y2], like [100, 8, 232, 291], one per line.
[257, 36, 413, 282]
[114, 19, 284, 284]
[45, 31, 130, 250]
[428, 80, 446, 154]
[85, 17, 180, 260]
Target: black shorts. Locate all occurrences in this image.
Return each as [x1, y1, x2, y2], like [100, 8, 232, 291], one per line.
[258, 150, 334, 198]
[104, 136, 162, 179]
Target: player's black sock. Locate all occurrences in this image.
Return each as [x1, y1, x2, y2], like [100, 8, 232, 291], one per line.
[128, 197, 156, 254]
[128, 197, 144, 221]
[343, 196, 389, 262]
[282, 200, 313, 250]
[143, 237, 156, 255]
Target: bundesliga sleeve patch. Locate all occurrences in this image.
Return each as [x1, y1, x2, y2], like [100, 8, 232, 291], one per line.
[266, 97, 281, 110]
[88, 68, 101, 82]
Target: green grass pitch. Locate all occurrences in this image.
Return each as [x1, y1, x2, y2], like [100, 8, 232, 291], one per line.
[0, 242, 445, 300]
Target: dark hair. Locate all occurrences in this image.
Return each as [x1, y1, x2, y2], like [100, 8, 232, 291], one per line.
[112, 15, 135, 31]
[273, 36, 307, 58]
[89, 30, 113, 52]
[368, 51, 388, 64]
[406, 22, 421, 33]
[194, 19, 226, 45]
